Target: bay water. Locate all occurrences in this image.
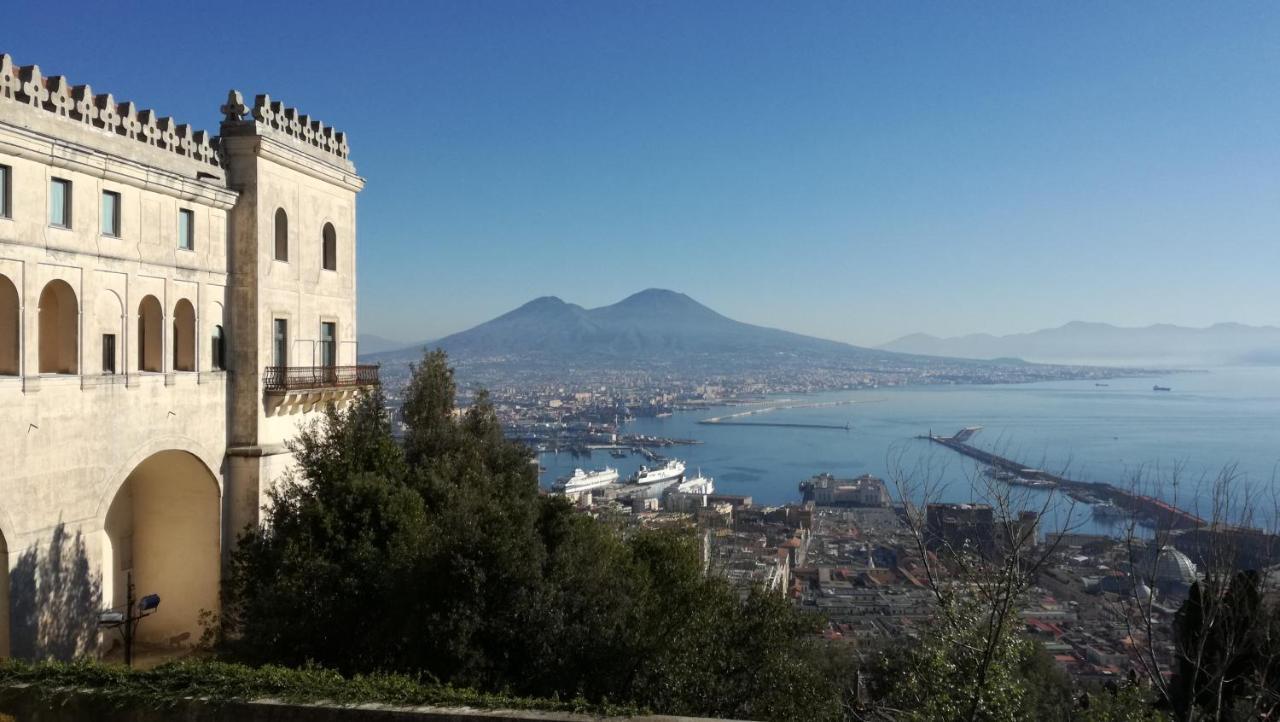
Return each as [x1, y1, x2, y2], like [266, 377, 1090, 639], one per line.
[539, 367, 1280, 531]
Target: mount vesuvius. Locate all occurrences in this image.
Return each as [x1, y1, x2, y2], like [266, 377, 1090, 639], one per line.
[367, 289, 1028, 373]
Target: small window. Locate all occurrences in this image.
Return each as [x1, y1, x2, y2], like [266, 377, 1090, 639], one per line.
[178, 208, 194, 250]
[50, 178, 72, 228]
[274, 208, 288, 261]
[322, 223, 337, 271]
[101, 191, 121, 237]
[0, 165, 11, 219]
[273, 318, 288, 367]
[211, 325, 226, 371]
[102, 334, 117, 374]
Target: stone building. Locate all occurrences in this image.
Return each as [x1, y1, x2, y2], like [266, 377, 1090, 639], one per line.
[0, 54, 376, 659]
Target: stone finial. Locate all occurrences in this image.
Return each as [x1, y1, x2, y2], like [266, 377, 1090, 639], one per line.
[191, 130, 214, 163]
[136, 110, 161, 146]
[18, 65, 48, 107]
[94, 93, 120, 133]
[117, 101, 140, 139]
[220, 90, 247, 121]
[173, 123, 194, 156]
[156, 117, 180, 150]
[251, 93, 273, 125]
[45, 76, 74, 117]
[71, 85, 97, 124]
[0, 55, 19, 100]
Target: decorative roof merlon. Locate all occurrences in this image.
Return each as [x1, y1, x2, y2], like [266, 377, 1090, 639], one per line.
[0, 53, 221, 167]
[220, 90, 349, 161]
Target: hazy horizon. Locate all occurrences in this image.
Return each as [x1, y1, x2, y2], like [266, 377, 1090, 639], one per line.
[359, 287, 1280, 351]
[12, 2, 1279, 346]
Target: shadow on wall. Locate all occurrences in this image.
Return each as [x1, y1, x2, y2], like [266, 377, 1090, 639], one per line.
[10, 522, 101, 660]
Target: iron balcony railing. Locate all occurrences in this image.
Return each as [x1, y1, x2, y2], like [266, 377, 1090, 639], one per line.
[263, 365, 380, 394]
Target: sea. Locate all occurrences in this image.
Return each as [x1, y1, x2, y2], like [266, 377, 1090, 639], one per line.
[537, 367, 1280, 534]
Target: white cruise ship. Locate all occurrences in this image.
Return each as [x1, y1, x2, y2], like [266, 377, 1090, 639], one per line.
[555, 467, 619, 495]
[673, 473, 714, 495]
[631, 459, 686, 485]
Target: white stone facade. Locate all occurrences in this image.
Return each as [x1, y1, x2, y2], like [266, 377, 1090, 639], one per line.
[0, 55, 369, 659]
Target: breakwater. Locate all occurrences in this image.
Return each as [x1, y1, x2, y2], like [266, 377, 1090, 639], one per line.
[698, 398, 882, 430]
[922, 430, 1205, 530]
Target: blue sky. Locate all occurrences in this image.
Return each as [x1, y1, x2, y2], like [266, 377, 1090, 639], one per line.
[7, 2, 1279, 345]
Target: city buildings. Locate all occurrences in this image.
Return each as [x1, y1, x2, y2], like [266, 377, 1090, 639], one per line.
[0, 55, 375, 658]
[800, 473, 891, 508]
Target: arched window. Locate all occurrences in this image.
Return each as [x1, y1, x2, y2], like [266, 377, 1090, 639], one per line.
[0, 273, 17, 376]
[37, 280, 78, 374]
[274, 208, 288, 262]
[137, 295, 163, 372]
[322, 223, 337, 271]
[173, 299, 195, 372]
[211, 325, 226, 371]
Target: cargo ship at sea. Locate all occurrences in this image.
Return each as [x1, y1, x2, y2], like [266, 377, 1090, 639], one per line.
[555, 467, 620, 495]
[631, 459, 686, 485]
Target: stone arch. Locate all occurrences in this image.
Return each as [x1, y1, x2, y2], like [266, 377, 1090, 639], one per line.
[322, 222, 337, 271]
[0, 273, 17, 376]
[172, 299, 195, 372]
[274, 208, 288, 262]
[137, 295, 162, 372]
[101, 447, 220, 649]
[37, 279, 78, 374]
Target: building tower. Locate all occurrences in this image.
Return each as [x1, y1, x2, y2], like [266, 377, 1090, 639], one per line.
[0, 54, 376, 660]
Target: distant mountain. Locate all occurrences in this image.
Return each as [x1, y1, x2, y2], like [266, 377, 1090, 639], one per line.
[366, 289, 1076, 381]
[425, 289, 874, 360]
[357, 333, 410, 355]
[880, 321, 1280, 367]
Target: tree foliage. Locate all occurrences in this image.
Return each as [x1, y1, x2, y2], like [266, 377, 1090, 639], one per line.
[222, 349, 839, 721]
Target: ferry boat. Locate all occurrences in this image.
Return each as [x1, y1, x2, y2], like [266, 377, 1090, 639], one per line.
[554, 467, 619, 495]
[631, 459, 686, 485]
[672, 472, 714, 495]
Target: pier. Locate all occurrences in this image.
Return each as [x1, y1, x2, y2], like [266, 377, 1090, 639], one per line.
[921, 429, 1205, 530]
[700, 420, 850, 430]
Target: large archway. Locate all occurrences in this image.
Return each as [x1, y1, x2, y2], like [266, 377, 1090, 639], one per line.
[103, 450, 219, 648]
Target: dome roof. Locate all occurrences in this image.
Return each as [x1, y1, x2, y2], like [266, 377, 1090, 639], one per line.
[1151, 548, 1198, 583]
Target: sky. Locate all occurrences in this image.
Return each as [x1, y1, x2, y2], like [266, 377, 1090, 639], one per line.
[6, 2, 1279, 346]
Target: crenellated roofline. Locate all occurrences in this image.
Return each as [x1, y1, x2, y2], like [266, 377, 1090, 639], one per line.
[0, 53, 221, 167]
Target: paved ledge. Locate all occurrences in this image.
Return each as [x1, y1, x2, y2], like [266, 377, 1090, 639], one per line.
[0, 684, 745, 722]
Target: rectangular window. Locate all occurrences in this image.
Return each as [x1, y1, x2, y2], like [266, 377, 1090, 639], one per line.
[178, 208, 194, 250]
[273, 319, 288, 367]
[101, 190, 120, 237]
[0, 165, 11, 218]
[320, 322, 336, 367]
[50, 178, 72, 228]
[211, 326, 225, 371]
[102, 334, 117, 374]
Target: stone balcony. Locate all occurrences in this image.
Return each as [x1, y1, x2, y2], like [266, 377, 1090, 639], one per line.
[262, 365, 379, 409]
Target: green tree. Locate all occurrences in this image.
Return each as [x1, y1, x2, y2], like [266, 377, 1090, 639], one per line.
[222, 349, 841, 721]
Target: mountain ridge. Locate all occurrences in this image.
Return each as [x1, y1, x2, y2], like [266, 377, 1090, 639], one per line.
[366, 289, 946, 368]
[879, 321, 1280, 366]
